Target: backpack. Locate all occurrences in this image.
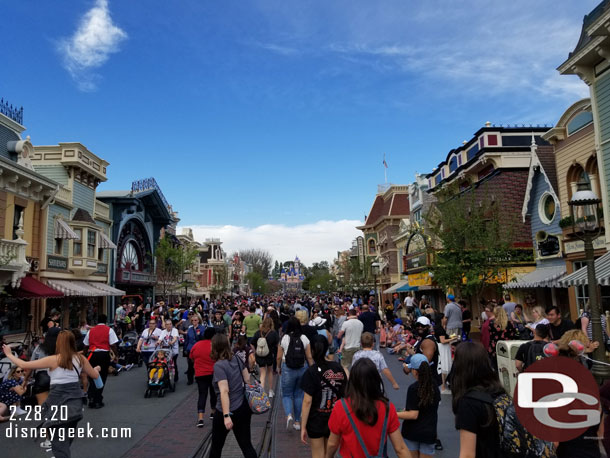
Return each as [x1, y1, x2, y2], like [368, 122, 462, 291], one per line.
[285, 334, 306, 369]
[465, 391, 556, 458]
[256, 332, 270, 357]
[524, 341, 546, 370]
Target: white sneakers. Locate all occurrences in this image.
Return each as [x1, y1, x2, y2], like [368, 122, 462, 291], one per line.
[269, 389, 275, 398]
[293, 422, 301, 431]
[286, 414, 293, 430]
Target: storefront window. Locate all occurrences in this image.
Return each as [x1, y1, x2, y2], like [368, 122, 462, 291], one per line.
[573, 261, 610, 314]
[0, 300, 27, 336]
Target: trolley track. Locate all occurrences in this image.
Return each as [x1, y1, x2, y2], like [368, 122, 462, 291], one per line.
[191, 377, 279, 458]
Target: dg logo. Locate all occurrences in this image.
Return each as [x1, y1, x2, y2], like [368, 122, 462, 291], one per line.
[514, 356, 601, 442]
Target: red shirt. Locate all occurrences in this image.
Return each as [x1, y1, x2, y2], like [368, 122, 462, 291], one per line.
[328, 399, 399, 458]
[189, 340, 215, 377]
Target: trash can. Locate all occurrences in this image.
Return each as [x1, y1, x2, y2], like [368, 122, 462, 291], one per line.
[496, 340, 529, 397]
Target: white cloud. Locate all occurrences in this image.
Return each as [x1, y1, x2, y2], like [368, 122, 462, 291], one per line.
[58, 0, 127, 91]
[257, 42, 300, 56]
[180, 220, 362, 266]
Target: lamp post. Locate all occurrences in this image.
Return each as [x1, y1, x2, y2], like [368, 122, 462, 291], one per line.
[371, 262, 380, 308]
[182, 269, 190, 307]
[569, 181, 609, 382]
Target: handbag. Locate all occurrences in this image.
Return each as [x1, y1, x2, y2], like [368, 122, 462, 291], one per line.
[236, 356, 271, 415]
[340, 398, 389, 458]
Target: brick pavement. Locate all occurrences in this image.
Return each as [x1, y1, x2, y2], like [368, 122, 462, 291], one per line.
[121, 387, 207, 458]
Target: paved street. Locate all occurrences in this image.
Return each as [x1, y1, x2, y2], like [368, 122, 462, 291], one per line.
[0, 351, 459, 458]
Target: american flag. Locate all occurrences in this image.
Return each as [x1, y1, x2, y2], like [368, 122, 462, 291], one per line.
[383, 154, 388, 168]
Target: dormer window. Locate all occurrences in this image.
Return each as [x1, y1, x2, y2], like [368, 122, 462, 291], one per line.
[449, 156, 458, 173]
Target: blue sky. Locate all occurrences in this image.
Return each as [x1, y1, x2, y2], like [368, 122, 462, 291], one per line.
[1, 0, 599, 263]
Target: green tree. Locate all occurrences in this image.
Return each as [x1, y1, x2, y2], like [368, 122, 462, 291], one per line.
[155, 237, 199, 301]
[425, 183, 516, 298]
[246, 271, 267, 294]
[209, 264, 230, 298]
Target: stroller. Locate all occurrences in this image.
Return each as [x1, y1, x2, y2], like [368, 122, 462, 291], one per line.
[144, 349, 175, 398]
[118, 331, 140, 366]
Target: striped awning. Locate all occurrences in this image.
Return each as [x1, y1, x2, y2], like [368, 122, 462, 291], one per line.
[383, 279, 410, 294]
[55, 219, 80, 240]
[504, 265, 566, 289]
[559, 252, 610, 287]
[98, 232, 117, 249]
[47, 279, 101, 297]
[87, 282, 125, 296]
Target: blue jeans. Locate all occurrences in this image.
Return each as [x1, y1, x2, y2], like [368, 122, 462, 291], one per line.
[281, 363, 306, 421]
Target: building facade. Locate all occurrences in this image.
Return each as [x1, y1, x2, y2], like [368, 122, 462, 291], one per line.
[424, 125, 546, 318]
[357, 184, 410, 303]
[97, 179, 177, 311]
[0, 101, 61, 337]
[541, 98, 607, 318]
[31, 142, 123, 327]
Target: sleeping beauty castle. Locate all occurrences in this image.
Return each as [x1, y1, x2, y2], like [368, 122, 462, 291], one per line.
[279, 256, 305, 293]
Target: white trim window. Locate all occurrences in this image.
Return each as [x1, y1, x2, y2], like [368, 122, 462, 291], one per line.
[538, 192, 557, 225]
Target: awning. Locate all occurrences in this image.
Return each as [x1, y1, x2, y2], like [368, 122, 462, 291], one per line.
[383, 279, 410, 294]
[98, 232, 117, 249]
[46, 279, 117, 297]
[13, 276, 64, 299]
[505, 265, 567, 289]
[396, 283, 417, 292]
[559, 252, 610, 287]
[55, 219, 80, 240]
[86, 282, 125, 296]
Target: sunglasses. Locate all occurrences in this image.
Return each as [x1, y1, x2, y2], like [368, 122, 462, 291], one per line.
[15, 369, 24, 374]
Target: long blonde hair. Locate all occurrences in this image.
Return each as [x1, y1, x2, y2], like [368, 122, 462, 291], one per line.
[532, 305, 546, 321]
[295, 310, 308, 325]
[261, 317, 274, 334]
[493, 306, 508, 331]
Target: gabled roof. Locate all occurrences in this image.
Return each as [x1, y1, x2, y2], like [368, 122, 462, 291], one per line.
[72, 208, 96, 224]
[521, 139, 560, 222]
[363, 193, 410, 227]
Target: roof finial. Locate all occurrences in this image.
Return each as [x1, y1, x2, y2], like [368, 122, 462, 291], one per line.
[485, 121, 491, 127]
[530, 134, 537, 148]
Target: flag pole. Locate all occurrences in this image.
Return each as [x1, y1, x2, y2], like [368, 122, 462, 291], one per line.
[383, 153, 388, 184]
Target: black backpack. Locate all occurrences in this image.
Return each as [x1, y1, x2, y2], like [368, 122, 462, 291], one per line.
[285, 334, 306, 369]
[524, 341, 546, 370]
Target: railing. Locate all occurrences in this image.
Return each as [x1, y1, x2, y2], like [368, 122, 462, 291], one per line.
[55, 186, 72, 205]
[94, 200, 110, 219]
[0, 238, 28, 270]
[0, 98, 23, 125]
[205, 238, 221, 243]
[131, 178, 170, 211]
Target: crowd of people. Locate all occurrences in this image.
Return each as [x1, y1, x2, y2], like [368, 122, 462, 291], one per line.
[3, 291, 610, 457]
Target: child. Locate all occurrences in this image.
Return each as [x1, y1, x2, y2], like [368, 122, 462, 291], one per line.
[398, 354, 440, 458]
[148, 350, 168, 384]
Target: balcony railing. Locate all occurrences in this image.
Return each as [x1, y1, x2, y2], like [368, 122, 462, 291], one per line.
[0, 98, 23, 125]
[55, 186, 72, 205]
[0, 238, 29, 288]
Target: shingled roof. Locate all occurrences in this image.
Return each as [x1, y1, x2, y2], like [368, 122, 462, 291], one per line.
[71, 208, 96, 224]
[364, 192, 410, 226]
[536, 145, 558, 194]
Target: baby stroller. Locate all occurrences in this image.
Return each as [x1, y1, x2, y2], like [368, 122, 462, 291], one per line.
[118, 331, 140, 366]
[144, 349, 175, 398]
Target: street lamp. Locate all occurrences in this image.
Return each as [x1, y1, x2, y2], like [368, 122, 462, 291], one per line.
[371, 262, 380, 307]
[569, 181, 609, 381]
[182, 269, 191, 307]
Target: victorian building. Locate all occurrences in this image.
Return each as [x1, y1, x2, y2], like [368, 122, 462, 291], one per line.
[357, 184, 410, 303]
[97, 178, 178, 311]
[391, 174, 442, 308]
[557, 2, 610, 316]
[31, 141, 123, 327]
[505, 135, 570, 315]
[424, 125, 547, 319]
[0, 100, 62, 337]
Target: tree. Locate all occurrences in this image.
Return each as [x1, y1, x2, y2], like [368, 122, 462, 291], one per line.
[425, 182, 516, 298]
[155, 237, 199, 301]
[246, 271, 267, 294]
[239, 249, 273, 278]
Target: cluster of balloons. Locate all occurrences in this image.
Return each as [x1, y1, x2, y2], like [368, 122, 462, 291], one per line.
[542, 340, 586, 358]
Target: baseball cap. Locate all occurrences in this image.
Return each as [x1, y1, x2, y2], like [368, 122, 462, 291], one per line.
[447, 294, 455, 301]
[415, 316, 431, 327]
[408, 354, 429, 370]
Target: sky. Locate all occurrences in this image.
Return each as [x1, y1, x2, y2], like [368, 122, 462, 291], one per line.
[1, 0, 600, 264]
